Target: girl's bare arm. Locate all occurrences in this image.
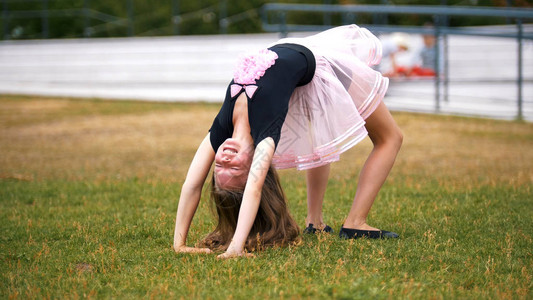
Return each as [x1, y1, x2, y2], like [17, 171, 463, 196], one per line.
[173, 133, 215, 253]
[218, 137, 275, 259]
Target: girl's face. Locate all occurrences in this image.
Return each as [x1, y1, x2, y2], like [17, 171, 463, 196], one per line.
[214, 138, 254, 190]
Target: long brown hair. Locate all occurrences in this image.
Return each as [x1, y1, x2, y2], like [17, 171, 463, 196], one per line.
[198, 165, 300, 252]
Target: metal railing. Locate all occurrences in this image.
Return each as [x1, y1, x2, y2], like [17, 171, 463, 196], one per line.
[261, 4, 533, 120]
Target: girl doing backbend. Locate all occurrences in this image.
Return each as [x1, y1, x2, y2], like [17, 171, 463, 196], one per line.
[173, 25, 403, 259]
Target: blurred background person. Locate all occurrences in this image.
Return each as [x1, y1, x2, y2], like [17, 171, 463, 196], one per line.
[379, 32, 411, 77]
[409, 24, 437, 77]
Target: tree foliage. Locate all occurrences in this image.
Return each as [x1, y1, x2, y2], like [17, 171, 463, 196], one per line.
[1, 0, 530, 39]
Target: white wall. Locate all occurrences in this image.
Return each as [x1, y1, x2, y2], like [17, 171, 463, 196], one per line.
[1, 30, 531, 120]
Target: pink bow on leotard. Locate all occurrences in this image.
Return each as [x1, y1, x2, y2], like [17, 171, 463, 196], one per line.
[230, 84, 258, 99]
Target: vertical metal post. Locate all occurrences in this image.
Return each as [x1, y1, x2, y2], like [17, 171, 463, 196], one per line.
[381, 0, 388, 25]
[323, 0, 331, 27]
[434, 17, 441, 112]
[443, 35, 449, 103]
[517, 19, 523, 121]
[219, 0, 227, 34]
[342, 12, 355, 25]
[127, 0, 134, 36]
[172, 0, 179, 35]
[506, 0, 513, 24]
[42, 0, 49, 38]
[2, 0, 8, 40]
[279, 11, 287, 38]
[442, 0, 449, 103]
[83, 0, 90, 37]
[260, 5, 266, 31]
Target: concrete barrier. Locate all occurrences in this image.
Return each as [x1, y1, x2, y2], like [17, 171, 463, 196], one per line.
[1, 31, 531, 120]
[0, 34, 279, 102]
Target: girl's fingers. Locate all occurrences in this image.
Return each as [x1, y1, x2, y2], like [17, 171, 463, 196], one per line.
[175, 246, 257, 258]
[217, 252, 255, 260]
[216, 253, 233, 259]
[175, 246, 212, 254]
[189, 247, 212, 254]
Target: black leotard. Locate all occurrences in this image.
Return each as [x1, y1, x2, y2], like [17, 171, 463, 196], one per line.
[209, 43, 315, 152]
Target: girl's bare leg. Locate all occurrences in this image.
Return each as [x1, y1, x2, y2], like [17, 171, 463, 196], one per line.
[343, 102, 403, 230]
[305, 163, 330, 229]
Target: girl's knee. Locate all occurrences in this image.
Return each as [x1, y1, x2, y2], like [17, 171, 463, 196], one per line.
[387, 126, 403, 153]
[393, 128, 404, 150]
[372, 125, 403, 152]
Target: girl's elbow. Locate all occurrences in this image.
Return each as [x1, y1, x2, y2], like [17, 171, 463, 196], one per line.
[395, 129, 404, 150]
[244, 187, 262, 204]
[181, 180, 203, 194]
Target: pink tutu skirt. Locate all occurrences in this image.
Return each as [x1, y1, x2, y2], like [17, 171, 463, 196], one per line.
[270, 24, 389, 170]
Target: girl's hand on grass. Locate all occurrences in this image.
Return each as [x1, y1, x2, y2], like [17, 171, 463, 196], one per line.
[216, 250, 255, 260]
[173, 245, 212, 254]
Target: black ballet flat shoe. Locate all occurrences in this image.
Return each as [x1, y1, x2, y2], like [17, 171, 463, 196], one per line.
[303, 223, 334, 234]
[339, 227, 399, 240]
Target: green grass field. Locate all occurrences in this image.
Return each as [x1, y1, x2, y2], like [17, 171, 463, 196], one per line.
[1, 95, 532, 299]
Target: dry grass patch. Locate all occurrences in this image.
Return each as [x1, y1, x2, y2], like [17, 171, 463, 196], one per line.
[1, 96, 532, 189]
[0, 96, 219, 181]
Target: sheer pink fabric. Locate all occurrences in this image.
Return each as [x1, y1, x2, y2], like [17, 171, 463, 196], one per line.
[233, 49, 278, 85]
[270, 25, 389, 170]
